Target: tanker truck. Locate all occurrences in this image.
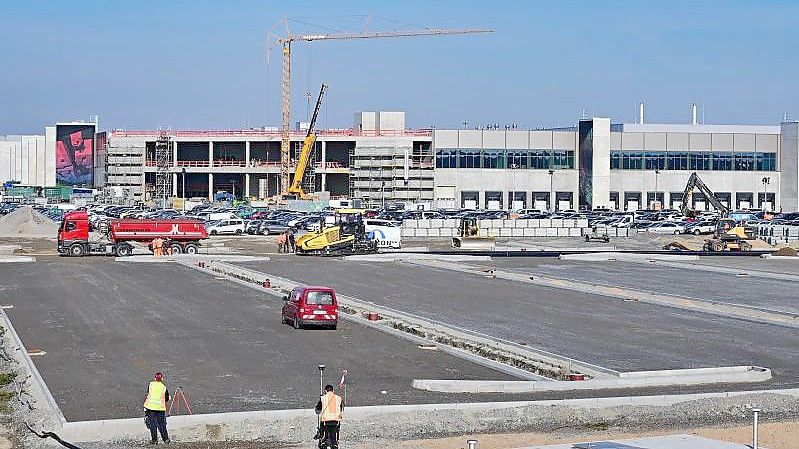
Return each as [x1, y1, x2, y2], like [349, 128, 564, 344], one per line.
[57, 210, 208, 257]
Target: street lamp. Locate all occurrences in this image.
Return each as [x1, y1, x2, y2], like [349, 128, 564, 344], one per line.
[548, 169, 555, 212]
[761, 177, 771, 211]
[181, 168, 187, 213]
[381, 180, 386, 210]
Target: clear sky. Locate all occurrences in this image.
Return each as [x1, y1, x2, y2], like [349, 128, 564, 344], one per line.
[1, 0, 796, 134]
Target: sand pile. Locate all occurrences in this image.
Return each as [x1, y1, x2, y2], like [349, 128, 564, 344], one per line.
[0, 206, 59, 238]
[774, 246, 798, 257]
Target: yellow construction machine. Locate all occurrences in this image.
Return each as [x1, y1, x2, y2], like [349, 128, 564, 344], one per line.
[283, 84, 327, 200]
[681, 172, 756, 252]
[452, 217, 496, 250]
[295, 209, 378, 256]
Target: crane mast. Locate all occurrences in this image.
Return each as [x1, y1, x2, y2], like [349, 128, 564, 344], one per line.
[272, 23, 493, 194]
[286, 83, 327, 199]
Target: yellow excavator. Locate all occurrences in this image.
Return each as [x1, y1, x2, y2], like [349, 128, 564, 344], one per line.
[295, 209, 378, 256]
[283, 83, 327, 200]
[680, 172, 755, 252]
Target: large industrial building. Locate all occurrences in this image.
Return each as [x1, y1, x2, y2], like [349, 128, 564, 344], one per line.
[3, 111, 799, 212]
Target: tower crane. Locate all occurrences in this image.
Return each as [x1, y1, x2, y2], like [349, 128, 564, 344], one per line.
[269, 19, 493, 195]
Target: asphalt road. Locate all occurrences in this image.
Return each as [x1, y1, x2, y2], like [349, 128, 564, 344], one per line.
[239, 256, 799, 387]
[469, 258, 799, 315]
[0, 259, 516, 421]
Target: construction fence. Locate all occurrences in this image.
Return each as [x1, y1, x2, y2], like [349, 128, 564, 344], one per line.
[400, 219, 632, 238]
[756, 224, 799, 246]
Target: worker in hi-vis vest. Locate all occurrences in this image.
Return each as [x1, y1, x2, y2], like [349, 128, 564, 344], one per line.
[315, 384, 344, 449]
[143, 372, 170, 444]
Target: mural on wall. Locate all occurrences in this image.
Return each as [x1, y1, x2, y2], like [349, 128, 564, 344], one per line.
[56, 124, 95, 185]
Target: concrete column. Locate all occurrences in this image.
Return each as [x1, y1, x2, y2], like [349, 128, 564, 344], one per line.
[208, 173, 214, 201]
[245, 173, 251, 199]
[172, 142, 178, 167]
[208, 141, 214, 167]
[321, 140, 327, 170]
[245, 141, 251, 167]
[172, 173, 178, 197]
[321, 173, 327, 192]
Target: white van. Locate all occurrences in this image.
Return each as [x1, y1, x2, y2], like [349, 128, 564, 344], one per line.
[206, 219, 246, 235]
[198, 212, 239, 222]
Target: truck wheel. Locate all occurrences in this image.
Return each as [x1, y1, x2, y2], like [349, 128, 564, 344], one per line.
[739, 241, 752, 252]
[210, 230, 217, 236]
[69, 244, 85, 257]
[235, 229, 243, 235]
[171, 243, 183, 254]
[184, 243, 199, 254]
[116, 244, 132, 257]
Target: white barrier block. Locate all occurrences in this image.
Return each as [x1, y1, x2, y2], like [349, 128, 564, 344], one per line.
[427, 228, 440, 237]
[551, 219, 563, 228]
[500, 227, 512, 237]
[523, 228, 535, 237]
[539, 219, 551, 227]
[515, 219, 529, 228]
[480, 219, 492, 229]
[430, 219, 443, 228]
[569, 228, 581, 237]
[443, 219, 457, 228]
[491, 219, 503, 228]
[479, 228, 489, 237]
[528, 219, 540, 228]
[503, 219, 516, 228]
[511, 228, 524, 237]
[563, 219, 576, 228]
[405, 219, 418, 229]
[418, 219, 430, 229]
[401, 228, 416, 238]
[535, 228, 547, 236]
[416, 228, 428, 237]
[577, 218, 589, 228]
[557, 228, 569, 236]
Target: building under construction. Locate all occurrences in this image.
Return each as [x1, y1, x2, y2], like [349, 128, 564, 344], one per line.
[103, 111, 433, 207]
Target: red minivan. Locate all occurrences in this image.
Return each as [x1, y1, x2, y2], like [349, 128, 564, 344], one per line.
[281, 286, 338, 330]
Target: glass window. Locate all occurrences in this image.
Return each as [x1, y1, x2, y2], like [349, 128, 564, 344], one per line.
[623, 151, 643, 169]
[435, 149, 457, 168]
[734, 152, 755, 171]
[689, 152, 711, 171]
[531, 150, 551, 169]
[644, 152, 666, 170]
[756, 152, 776, 171]
[712, 152, 733, 170]
[667, 152, 688, 170]
[552, 150, 574, 169]
[507, 151, 529, 169]
[305, 291, 334, 305]
[610, 151, 621, 169]
[458, 149, 481, 168]
[482, 150, 506, 169]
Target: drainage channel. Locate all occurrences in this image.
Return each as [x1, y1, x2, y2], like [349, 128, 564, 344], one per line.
[183, 260, 612, 382]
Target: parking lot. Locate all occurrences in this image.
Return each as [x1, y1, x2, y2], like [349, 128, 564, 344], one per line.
[0, 259, 516, 421]
[237, 255, 799, 388]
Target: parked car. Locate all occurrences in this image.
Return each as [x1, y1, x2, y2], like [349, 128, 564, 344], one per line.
[684, 220, 716, 235]
[281, 285, 338, 330]
[646, 221, 686, 235]
[245, 220, 263, 235]
[206, 219, 245, 235]
[259, 220, 289, 235]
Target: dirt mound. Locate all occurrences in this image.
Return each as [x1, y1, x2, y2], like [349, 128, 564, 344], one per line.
[774, 246, 798, 257]
[0, 206, 59, 238]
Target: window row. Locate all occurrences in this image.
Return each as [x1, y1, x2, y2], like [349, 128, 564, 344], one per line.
[436, 149, 575, 169]
[610, 151, 777, 171]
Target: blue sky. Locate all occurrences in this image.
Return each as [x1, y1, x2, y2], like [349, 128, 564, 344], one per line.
[1, 0, 796, 134]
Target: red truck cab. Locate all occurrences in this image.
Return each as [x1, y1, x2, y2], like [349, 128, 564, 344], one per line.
[281, 286, 338, 330]
[58, 211, 92, 256]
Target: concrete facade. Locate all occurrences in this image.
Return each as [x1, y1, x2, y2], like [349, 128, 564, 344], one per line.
[0, 134, 54, 186]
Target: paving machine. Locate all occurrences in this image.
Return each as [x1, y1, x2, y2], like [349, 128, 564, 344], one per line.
[680, 172, 755, 252]
[295, 209, 378, 256]
[452, 217, 496, 250]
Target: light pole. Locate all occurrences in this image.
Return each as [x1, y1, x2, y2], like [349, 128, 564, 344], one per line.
[381, 180, 386, 210]
[232, 180, 236, 201]
[181, 168, 186, 213]
[761, 177, 770, 211]
[548, 169, 555, 212]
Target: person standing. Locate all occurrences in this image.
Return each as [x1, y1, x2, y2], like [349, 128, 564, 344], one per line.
[143, 372, 170, 444]
[287, 227, 296, 253]
[315, 384, 343, 449]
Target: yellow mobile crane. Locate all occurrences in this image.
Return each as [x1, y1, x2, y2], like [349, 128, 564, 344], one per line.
[283, 83, 327, 200]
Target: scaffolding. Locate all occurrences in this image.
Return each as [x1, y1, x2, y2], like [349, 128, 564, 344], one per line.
[154, 131, 172, 208]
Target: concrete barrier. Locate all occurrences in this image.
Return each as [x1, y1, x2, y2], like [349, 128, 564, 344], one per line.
[412, 366, 771, 393]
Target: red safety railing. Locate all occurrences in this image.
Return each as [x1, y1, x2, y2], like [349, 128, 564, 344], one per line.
[112, 128, 432, 138]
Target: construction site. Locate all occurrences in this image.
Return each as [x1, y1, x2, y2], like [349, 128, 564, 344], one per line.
[1, 9, 798, 449]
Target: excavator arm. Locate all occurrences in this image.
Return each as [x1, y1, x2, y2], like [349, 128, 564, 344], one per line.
[680, 172, 729, 217]
[285, 84, 327, 199]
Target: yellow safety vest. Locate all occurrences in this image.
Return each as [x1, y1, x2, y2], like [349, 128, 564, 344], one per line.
[143, 381, 167, 411]
[319, 392, 342, 422]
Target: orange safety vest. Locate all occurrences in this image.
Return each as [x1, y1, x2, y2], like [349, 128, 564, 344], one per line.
[319, 391, 342, 422]
[143, 381, 167, 411]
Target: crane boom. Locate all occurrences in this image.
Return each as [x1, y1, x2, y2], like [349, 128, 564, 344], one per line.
[273, 23, 493, 195]
[285, 84, 327, 199]
[680, 172, 729, 217]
